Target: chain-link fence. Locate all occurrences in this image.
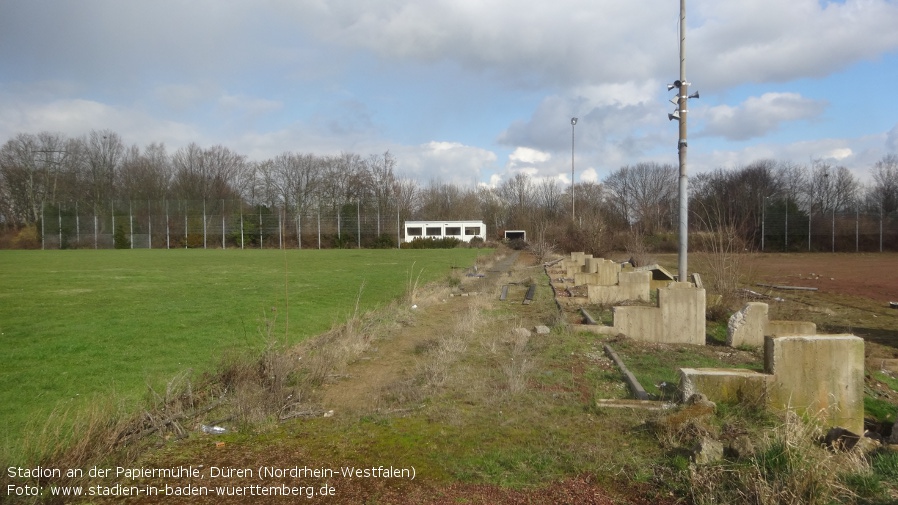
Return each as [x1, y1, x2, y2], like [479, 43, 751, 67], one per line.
[760, 206, 898, 252]
[39, 200, 406, 250]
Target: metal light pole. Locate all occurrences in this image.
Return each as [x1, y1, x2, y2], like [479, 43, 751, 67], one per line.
[669, 0, 691, 282]
[571, 117, 578, 222]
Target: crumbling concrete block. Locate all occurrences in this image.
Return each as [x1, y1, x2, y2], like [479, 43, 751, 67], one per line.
[725, 303, 816, 348]
[727, 302, 769, 348]
[764, 334, 864, 435]
[680, 368, 771, 406]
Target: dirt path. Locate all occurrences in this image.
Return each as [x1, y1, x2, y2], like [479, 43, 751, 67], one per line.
[318, 251, 521, 414]
[317, 294, 467, 413]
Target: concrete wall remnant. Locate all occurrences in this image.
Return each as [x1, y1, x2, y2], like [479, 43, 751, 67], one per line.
[680, 334, 864, 434]
[764, 334, 864, 434]
[587, 271, 651, 304]
[574, 259, 621, 286]
[727, 302, 769, 347]
[726, 302, 816, 348]
[611, 282, 706, 344]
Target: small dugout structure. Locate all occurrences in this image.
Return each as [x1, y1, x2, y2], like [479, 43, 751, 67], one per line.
[403, 220, 486, 243]
[504, 230, 527, 241]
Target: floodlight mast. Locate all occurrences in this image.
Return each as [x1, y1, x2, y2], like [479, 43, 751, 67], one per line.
[677, 0, 688, 283]
[571, 117, 578, 222]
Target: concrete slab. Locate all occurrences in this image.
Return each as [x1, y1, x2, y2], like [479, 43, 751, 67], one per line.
[595, 399, 675, 411]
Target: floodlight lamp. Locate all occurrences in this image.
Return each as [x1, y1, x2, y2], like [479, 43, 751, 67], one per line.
[571, 117, 578, 126]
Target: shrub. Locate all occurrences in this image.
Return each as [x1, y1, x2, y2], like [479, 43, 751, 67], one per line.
[403, 237, 462, 249]
[371, 234, 395, 249]
[12, 224, 41, 249]
[113, 225, 131, 249]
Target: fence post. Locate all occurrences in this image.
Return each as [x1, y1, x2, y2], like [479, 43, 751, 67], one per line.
[221, 200, 226, 249]
[147, 200, 152, 249]
[165, 200, 170, 249]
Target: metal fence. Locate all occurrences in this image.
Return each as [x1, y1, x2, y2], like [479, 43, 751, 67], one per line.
[760, 207, 898, 252]
[39, 200, 406, 250]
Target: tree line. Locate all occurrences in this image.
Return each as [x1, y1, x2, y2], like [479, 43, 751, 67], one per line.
[1, 129, 896, 251]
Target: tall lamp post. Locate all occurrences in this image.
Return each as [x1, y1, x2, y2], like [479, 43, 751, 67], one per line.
[571, 117, 578, 222]
[667, 0, 697, 282]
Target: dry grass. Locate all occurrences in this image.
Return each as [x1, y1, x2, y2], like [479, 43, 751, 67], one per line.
[685, 410, 871, 505]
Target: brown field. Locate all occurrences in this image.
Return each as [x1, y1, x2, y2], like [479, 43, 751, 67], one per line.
[685, 251, 898, 362]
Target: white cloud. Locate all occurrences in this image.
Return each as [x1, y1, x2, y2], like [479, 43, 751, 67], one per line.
[701, 92, 826, 141]
[509, 147, 551, 165]
[0, 97, 203, 151]
[580, 167, 599, 183]
[692, 0, 898, 89]
[392, 141, 497, 185]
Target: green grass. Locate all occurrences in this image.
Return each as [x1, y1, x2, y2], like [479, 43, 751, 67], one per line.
[0, 248, 486, 456]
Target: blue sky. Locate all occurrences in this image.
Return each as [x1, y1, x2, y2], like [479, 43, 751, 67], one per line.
[2, 0, 897, 187]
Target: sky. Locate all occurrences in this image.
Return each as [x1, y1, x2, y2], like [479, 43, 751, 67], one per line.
[2, 0, 898, 188]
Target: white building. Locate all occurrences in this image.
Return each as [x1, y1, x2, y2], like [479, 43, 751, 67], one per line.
[403, 220, 486, 243]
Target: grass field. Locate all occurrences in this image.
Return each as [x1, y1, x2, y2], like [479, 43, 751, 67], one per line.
[0, 248, 486, 456]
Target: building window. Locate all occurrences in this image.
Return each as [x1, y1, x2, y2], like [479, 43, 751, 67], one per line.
[445, 227, 461, 236]
[407, 227, 422, 236]
[426, 227, 442, 236]
[464, 226, 481, 236]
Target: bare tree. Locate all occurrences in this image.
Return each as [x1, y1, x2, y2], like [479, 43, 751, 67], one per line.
[83, 130, 124, 210]
[118, 142, 171, 202]
[604, 162, 676, 234]
[366, 151, 396, 235]
[870, 154, 898, 214]
[498, 172, 534, 230]
[171, 143, 245, 202]
[0, 132, 73, 225]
